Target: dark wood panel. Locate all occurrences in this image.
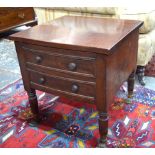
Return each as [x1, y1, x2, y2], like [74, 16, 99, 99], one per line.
[21, 43, 97, 58]
[29, 69, 96, 97]
[30, 82, 95, 103]
[26, 62, 95, 82]
[105, 29, 139, 107]
[23, 45, 96, 76]
[14, 42, 32, 92]
[0, 7, 36, 33]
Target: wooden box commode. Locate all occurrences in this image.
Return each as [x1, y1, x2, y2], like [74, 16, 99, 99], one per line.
[10, 16, 143, 147]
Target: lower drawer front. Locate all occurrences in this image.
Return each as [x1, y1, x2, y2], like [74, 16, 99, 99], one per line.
[29, 70, 95, 98]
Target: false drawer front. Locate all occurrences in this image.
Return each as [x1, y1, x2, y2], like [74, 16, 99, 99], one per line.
[0, 8, 35, 32]
[29, 70, 95, 98]
[23, 46, 96, 77]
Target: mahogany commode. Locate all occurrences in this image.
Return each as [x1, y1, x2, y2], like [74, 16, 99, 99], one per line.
[10, 16, 143, 147]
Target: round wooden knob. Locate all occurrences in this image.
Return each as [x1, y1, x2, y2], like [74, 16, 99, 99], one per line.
[35, 56, 42, 63]
[38, 77, 45, 84]
[71, 84, 79, 93]
[68, 62, 77, 71]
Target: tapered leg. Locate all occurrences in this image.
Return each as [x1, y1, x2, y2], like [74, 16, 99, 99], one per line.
[128, 71, 135, 98]
[97, 112, 109, 147]
[95, 55, 109, 147]
[27, 89, 40, 123]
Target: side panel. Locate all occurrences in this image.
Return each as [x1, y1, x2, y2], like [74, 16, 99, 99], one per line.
[105, 29, 139, 106]
[15, 42, 31, 91]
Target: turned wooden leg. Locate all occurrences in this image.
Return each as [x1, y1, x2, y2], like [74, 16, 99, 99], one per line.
[95, 55, 108, 148]
[128, 71, 135, 98]
[136, 66, 145, 86]
[97, 112, 109, 148]
[27, 89, 40, 125]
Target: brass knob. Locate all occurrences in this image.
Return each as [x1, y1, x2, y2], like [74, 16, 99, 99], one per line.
[71, 84, 79, 93]
[38, 77, 45, 84]
[35, 56, 42, 63]
[18, 13, 25, 19]
[68, 62, 77, 71]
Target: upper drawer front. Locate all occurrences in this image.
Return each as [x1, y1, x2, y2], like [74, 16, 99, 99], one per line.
[24, 46, 96, 77]
[0, 8, 35, 31]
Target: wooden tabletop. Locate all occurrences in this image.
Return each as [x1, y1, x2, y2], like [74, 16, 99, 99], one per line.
[10, 16, 143, 54]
